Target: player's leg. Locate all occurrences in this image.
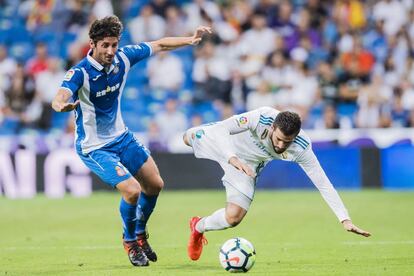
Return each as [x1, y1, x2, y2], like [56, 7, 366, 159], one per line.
[188, 184, 252, 261]
[120, 131, 163, 262]
[78, 149, 149, 266]
[133, 156, 164, 262]
[116, 178, 149, 266]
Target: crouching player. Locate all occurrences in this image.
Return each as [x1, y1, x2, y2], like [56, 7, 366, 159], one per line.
[183, 107, 371, 261]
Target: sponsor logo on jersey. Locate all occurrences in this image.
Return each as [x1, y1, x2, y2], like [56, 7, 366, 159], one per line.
[63, 69, 75, 81]
[115, 165, 126, 177]
[96, 83, 120, 97]
[195, 129, 205, 139]
[92, 74, 102, 81]
[238, 116, 248, 125]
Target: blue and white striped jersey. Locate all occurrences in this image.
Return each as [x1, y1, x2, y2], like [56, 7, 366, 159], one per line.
[60, 43, 153, 154]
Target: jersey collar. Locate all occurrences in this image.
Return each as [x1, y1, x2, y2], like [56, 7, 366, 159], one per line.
[87, 50, 120, 73]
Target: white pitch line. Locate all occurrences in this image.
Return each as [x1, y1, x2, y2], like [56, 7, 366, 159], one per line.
[343, 241, 414, 245]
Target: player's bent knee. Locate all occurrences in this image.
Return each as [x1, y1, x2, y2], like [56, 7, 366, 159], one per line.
[225, 214, 243, 227]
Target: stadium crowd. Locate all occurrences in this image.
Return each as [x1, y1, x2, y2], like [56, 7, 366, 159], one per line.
[1, 0, 414, 151]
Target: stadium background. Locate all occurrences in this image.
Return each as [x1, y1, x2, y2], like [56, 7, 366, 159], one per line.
[1, 0, 414, 196]
[1, 1, 414, 275]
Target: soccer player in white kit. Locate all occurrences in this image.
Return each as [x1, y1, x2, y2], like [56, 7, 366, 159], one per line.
[183, 107, 371, 261]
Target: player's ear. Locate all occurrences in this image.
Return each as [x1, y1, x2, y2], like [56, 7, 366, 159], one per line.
[89, 39, 96, 49]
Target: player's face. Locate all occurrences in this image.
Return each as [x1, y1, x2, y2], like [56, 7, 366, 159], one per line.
[270, 127, 296, 154]
[90, 37, 119, 66]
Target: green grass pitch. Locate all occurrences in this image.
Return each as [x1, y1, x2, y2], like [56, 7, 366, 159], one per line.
[1, 190, 413, 275]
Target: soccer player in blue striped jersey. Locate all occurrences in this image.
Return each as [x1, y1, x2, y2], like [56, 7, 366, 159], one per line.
[183, 107, 371, 261]
[52, 15, 211, 267]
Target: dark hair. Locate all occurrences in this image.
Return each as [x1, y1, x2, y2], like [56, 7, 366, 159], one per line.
[273, 111, 301, 136]
[89, 15, 123, 44]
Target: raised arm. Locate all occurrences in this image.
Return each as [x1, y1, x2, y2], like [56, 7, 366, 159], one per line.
[296, 149, 371, 237]
[149, 26, 212, 54]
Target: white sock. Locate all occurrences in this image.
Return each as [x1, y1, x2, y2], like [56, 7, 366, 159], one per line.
[196, 208, 231, 233]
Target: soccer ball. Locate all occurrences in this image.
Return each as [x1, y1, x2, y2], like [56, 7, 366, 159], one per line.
[219, 237, 256, 273]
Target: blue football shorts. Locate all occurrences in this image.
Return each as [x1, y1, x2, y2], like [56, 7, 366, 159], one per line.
[78, 131, 150, 187]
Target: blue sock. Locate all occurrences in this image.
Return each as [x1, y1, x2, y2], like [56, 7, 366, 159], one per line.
[120, 197, 137, 241]
[135, 193, 158, 235]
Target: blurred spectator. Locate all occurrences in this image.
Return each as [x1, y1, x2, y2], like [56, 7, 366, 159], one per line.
[3, 64, 36, 131]
[91, 0, 113, 19]
[164, 5, 187, 37]
[373, 0, 408, 36]
[25, 43, 50, 77]
[314, 104, 340, 129]
[129, 5, 166, 43]
[183, 0, 221, 33]
[150, 0, 174, 18]
[316, 61, 341, 106]
[147, 120, 167, 152]
[21, 0, 55, 31]
[0, 45, 17, 92]
[261, 50, 295, 92]
[192, 41, 232, 104]
[64, 0, 88, 33]
[333, 0, 366, 31]
[305, 0, 328, 30]
[341, 37, 375, 77]
[34, 57, 65, 129]
[405, 109, 414, 127]
[239, 11, 277, 58]
[147, 51, 184, 92]
[338, 59, 370, 103]
[271, 1, 295, 51]
[189, 113, 203, 127]
[390, 87, 410, 127]
[155, 98, 187, 147]
[286, 8, 322, 53]
[363, 19, 388, 64]
[355, 75, 391, 128]
[246, 80, 275, 111]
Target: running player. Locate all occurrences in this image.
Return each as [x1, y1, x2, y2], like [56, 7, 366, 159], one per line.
[183, 106, 371, 261]
[51, 15, 211, 266]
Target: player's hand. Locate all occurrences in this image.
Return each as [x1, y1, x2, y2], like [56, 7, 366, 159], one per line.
[54, 100, 80, 112]
[191, 26, 212, 45]
[228, 156, 256, 178]
[341, 219, 371, 237]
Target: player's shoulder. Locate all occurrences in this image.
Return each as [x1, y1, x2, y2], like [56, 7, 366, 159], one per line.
[292, 129, 311, 151]
[255, 106, 279, 126]
[63, 63, 85, 82]
[119, 43, 152, 55]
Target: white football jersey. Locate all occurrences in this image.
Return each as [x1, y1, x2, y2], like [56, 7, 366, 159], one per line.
[187, 107, 350, 222]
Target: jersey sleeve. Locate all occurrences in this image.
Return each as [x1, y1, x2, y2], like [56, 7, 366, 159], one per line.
[296, 147, 351, 222]
[120, 42, 153, 67]
[60, 67, 83, 97]
[218, 107, 265, 135]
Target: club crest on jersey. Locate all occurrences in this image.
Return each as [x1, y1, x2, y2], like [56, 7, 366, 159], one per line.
[115, 165, 126, 176]
[238, 116, 248, 126]
[63, 69, 75, 81]
[113, 65, 119, 74]
[261, 129, 268, 139]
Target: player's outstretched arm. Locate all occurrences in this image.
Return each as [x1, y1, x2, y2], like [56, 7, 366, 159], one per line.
[52, 88, 79, 112]
[149, 26, 212, 54]
[341, 219, 371, 237]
